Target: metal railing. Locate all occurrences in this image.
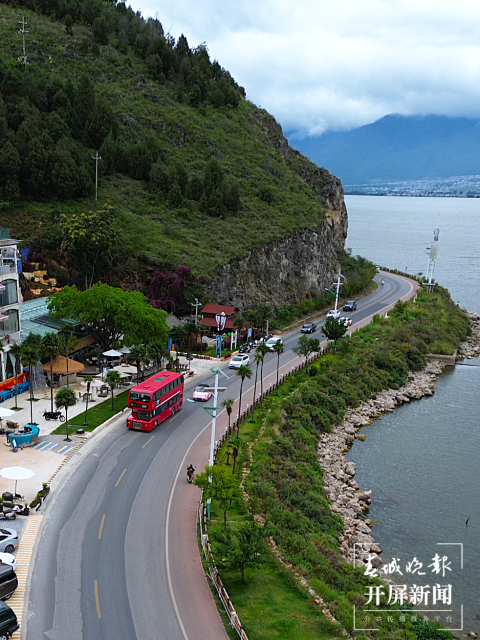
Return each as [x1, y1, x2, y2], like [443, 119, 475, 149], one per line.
[199, 503, 249, 639]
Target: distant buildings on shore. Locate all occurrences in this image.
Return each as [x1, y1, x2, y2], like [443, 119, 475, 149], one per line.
[344, 175, 480, 198]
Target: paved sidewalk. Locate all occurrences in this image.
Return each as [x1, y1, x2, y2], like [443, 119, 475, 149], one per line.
[8, 514, 43, 640]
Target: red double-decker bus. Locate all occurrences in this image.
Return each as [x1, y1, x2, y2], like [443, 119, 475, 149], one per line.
[126, 371, 184, 431]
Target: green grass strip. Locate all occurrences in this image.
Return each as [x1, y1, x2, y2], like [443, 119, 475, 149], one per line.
[52, 390, 130, 434]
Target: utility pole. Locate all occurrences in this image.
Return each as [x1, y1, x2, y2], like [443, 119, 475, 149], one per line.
[191, 298, 202, 325]
[18, 16, 28, 66]
[92, 152, 101, 201]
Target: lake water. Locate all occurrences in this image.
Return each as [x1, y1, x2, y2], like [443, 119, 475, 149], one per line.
[344, 196, 480, 635]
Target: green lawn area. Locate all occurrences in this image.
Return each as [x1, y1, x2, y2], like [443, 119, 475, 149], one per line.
[217, 558, 341, 640]
[52, 390, 130, 435]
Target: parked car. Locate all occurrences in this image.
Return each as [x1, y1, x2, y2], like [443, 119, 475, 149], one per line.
[0, 554, 16, 571]
[0, 600, 19, 636]
[301, 323, 317, 333]
[326, 309, 341, 319]
[339, 317, 352, 327]
[343, 300, 357, 311]
[265, 337, 283, 351]
[0, 530, 18, 555]
[229, 354, 250, 369]
[0, 564, 17, 601]
[192, 386, 213, 402]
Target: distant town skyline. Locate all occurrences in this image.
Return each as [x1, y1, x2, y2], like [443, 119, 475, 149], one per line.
[132, 0, 480, 138]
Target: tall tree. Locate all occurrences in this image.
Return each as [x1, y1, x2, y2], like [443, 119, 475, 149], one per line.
[221, 397, 234, 433]
[147, 341, 170, 372]
[20, 343, 40, 424]
[168, 325, 187, 371]
[194, 465, 241, 528]
[127, 344, 147, 383]
[273, 339, 285, 386]
[213, 521, 265, 582]
[42, 332, 60, 412]
[322, 317, 348, 345]
[58, 325, 78, 388]
[49, 284, 169, 351]
[105, 370, 122, 411]
[61, 207, 119, 289]
[293, 336, 321, 374]
[9, 342, 22, 410]
[252, 352, 263, 420]
[83, 375, 93, 427]
[55, 387, 77, 442]
[255, 342, 269, 396]
[235, 364, 252, 436]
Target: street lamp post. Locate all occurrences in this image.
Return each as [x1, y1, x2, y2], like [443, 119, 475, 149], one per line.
[188, 311, 228, 518]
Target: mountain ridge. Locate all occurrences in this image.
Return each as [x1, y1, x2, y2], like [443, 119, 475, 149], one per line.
[291, 114, 480, 184]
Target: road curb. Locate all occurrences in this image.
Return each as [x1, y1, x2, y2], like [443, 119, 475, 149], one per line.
[9, 515, 44, 640]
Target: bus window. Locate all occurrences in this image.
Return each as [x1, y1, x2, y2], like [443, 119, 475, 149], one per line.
[138, 411, 150, 421]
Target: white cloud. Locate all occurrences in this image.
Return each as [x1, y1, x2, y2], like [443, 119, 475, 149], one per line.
[131, 0, 480, 135]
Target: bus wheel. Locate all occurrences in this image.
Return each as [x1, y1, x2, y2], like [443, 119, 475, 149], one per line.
[171, 407, 176, 417]
[155, 419, 158, 427]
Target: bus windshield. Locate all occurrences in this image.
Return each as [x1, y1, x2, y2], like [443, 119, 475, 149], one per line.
[129, 391, 151, 402]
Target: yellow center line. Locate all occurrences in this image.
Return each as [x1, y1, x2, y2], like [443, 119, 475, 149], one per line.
[142, 435, 155, 448]
[98, 514, 106, 540]
[170, 410, 182, 422]
[115, 469, 127, 487]
[94, 580, 101, 618]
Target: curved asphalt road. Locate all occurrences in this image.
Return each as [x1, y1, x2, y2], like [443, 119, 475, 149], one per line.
[24, 272, 417, 640]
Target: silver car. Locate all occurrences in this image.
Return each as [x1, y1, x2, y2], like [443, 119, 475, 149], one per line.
[0, 529, 18, 554]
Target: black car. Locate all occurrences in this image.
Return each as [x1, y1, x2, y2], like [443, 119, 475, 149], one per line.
[301, 322, 317, 333]
[0, 565, 17, 602]
[0, 600, 19, 637]
[343, 300, 357, 311]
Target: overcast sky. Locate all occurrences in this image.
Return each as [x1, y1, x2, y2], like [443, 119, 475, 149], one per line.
[131, 0, 480, 137]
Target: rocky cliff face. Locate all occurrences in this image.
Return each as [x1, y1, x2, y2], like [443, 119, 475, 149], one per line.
[206, 109, 348, 310]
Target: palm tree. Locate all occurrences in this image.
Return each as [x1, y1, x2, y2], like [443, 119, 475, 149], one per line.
[21, 343, 40, 424]
[9, 342, 22, 410]
[255, 342, 269, 396]
[105, 370, 122, 411]
[168, 325, 187, 371]
[55, 387, 77, 442]
[221, 397, 234, 433]
[147, 341, 169, 372]
[42, 332, 60, 412]
[58, 326, 78, 388]
[235, 364, 252, 437]
[127, 344, 147, 383]
[83, 375, 93, 426]
[273, 339, 285, 386]
[252, 352, 264, 420]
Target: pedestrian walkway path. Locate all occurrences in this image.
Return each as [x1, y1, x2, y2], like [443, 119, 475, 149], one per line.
[9, 514, 44, 639]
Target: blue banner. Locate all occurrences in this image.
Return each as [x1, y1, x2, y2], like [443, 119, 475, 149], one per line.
[216, 335, 222, 358]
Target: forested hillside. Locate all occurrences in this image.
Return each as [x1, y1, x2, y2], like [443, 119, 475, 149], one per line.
[0, 0, 344, 307]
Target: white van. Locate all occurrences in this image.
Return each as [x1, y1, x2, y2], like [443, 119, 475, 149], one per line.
[265, 337, 283, 351]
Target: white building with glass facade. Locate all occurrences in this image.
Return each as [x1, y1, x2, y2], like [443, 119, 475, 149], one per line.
[0, 232, 22, 382]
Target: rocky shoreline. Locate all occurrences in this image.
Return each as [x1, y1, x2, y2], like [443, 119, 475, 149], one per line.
[317, 310, 480, 569]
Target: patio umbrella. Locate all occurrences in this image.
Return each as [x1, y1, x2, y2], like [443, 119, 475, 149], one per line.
[119, 346, 131, 354]
[102, 349, 123, 357]
[81, 379, 104, 388]
[0, 466, 35, 497]
[0, 408, 15, 429]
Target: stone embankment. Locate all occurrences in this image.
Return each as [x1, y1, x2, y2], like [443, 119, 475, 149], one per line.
[318, 311, 480, 569]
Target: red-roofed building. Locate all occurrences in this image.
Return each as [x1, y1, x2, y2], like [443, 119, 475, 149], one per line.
[200, 304, 238, 331]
